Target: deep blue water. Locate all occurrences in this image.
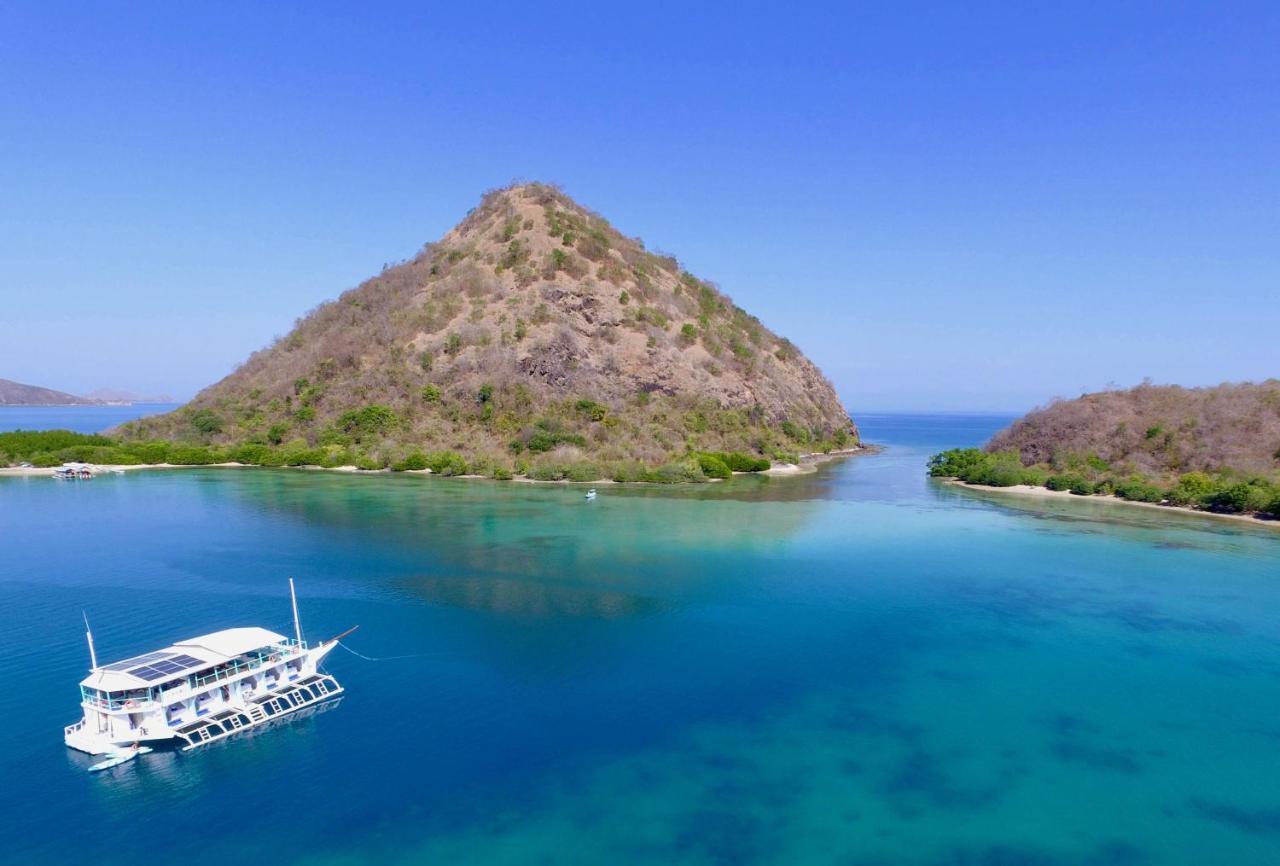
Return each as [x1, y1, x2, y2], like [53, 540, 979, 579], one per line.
[0, 403, 182, 434]
[2, 413, 1278, 865]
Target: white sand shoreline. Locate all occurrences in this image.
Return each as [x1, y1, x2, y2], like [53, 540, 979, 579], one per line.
[0, 445, 872, 482]
[941, 478, 1280, 531]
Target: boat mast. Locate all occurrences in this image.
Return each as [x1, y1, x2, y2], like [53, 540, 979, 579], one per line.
[82, 611, 98, 671]
[289, 578, 304, 648]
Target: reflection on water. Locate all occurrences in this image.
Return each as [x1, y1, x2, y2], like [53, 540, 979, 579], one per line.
[405, 574, 672, 620]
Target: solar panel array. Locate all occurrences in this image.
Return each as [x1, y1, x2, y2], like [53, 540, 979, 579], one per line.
[129, 654, 207, 682]
[101, 651, 210, 681]
[101, 651, 172, 672]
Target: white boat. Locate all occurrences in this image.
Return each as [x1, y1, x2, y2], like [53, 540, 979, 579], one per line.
[87, 745, 152, 772]
[53, 462, 95, 480]
[65, 580, 354, 756]
[585, 488, 597, 500]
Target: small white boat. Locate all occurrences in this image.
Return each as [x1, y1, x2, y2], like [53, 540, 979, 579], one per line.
[88, 745, 152, 772]
[584, 488, 597, 500]
[54, 462, 95, 480]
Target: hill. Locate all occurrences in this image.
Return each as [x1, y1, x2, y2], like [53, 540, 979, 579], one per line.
[988, 381, 1280, 476]
[929, 381, 1280, 518]
[84, 388, 175, 404]
[120, 183, 858, 480]
[0, 378, 95, 406]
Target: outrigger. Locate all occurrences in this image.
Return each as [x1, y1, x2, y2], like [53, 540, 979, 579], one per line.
[65, 580, 355, 756]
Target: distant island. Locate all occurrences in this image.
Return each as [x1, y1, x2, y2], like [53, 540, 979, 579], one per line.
[930, 381, 1280, 522]
[83, 388, 175, 404]
[4, 183, 860, 482]
[0, 378, 173, 407]
[0, 378, 97, 406]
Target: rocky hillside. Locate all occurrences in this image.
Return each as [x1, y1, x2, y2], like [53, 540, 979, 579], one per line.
[988, 381, 1280, 477]
[0, 378, 94, 406]
[122, 183, 857, 474]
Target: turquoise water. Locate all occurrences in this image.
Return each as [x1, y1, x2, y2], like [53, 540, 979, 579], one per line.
[0, 403, 181, 434]
[2, 413, 1278, 865]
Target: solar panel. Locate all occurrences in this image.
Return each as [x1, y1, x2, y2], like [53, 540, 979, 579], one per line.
[131, 666, 172, 681]
[102, 651, 173, 671]
[170, 654, 205, 670]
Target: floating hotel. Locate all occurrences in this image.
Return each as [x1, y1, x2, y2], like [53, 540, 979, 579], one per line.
[65, 580, 352, 756]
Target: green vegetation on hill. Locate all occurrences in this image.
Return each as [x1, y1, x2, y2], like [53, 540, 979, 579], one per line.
[929, 447, 1280, 519]
[0, 429, 777, 483]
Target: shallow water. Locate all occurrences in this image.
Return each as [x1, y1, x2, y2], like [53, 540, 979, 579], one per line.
[1, 413, 1278, 865]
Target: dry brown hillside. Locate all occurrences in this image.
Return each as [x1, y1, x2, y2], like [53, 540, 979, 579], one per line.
[122, 183, 857, 475]
[988, 381, 1280, 476]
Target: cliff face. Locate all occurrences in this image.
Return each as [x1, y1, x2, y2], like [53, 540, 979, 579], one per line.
[125, 183, 856, 466]
[988, 381, 1280, 476]
[0, 378, 94, 406]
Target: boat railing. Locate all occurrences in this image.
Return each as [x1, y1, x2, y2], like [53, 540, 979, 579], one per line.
[64, 719, 86, 736]
[82, 641, 307, 710]
[188, 642, 304, 689]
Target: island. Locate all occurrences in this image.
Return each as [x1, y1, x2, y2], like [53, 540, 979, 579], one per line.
[2, 184, 861, 483]
[929, 381, 1280, 523]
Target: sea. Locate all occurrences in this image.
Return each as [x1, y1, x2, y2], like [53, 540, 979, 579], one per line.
[1, 409, 1278, 865]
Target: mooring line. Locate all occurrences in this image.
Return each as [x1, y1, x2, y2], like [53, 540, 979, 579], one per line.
[335, 640, 425, 662]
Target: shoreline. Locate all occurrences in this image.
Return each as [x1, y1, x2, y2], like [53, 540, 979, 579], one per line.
[0, 445, 873, 483]
[940, 478, 1280, 531]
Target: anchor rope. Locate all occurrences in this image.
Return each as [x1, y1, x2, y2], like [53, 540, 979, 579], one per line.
[335, 640, 425, 662]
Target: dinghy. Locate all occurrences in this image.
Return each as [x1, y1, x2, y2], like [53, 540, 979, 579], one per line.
[88, 746, 152, 772]
[585, 488, 597, 500]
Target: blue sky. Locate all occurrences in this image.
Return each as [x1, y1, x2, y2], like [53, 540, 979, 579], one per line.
[1, 2, 1276, 411]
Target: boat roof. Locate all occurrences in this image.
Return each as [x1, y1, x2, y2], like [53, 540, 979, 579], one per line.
[81, 627, 288, 690]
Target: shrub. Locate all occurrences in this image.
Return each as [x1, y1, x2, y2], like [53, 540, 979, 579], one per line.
[444, 333, 462, 356]
[336, 405, 399, 439]
[718, 452, 770, 472]
[1264, 494, 1280, 518]
[229, 443, 272, 465]
[491, 466, 514, 481]
[1045, 474, 1078, 492]
[421, 384, 441, 402]
[1166, 472, 1221, 506]
[188, 409, 223, 436]
[392, 452, 429, 471]
[425, 451, 468, 476]
[574, 399, 608, 422]
[267, 423, 289, 445]
[695, 452, 732, 479]
[566, 462, 603, 482]
[1069, 478, 1097, 496]
[0, 429, 113, 461]
[167, 446, 219, 465]
[121, 441, 171, 464]
[780, 420, 810, 443]
[644, 459, 706, 483]
[522, 419, 586, 453]
[1114, 478, 1166, 503]
[928, 449, 989, 479]
[1205, 482, 1275, 513]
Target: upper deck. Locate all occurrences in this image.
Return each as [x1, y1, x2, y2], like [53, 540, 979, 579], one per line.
[79, 627, 306, 712]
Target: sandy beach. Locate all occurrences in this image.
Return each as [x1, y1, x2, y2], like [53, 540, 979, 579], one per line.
[942, 478, 1280, 530]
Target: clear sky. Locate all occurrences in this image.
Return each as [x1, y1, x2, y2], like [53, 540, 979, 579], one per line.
[1, 2, 1276, 412]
